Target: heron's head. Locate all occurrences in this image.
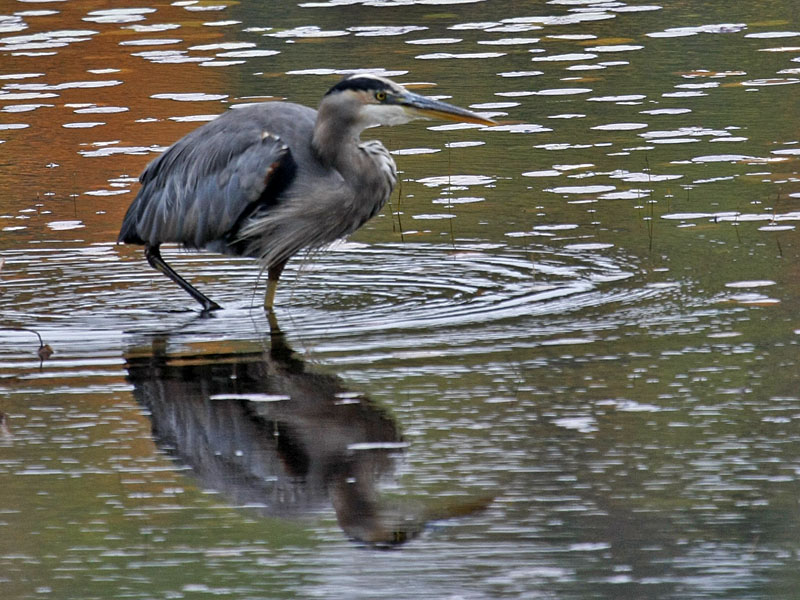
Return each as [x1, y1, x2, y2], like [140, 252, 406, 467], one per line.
[321, 74, 495, 131]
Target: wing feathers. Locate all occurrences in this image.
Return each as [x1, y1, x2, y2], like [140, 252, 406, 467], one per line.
[118, 112, 293, 251]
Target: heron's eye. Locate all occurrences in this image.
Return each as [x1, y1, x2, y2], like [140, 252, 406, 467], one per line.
[375, 91, 387, 102]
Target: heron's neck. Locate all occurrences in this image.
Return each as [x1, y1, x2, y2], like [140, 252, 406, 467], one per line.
[311, 110, 395, 227]
[312, 120, 362, 171]
[312, 99, 373, 176]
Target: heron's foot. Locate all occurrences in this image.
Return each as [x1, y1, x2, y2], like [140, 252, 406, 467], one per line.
[200, 298, 223, 313]
[266, 308, 281, 335]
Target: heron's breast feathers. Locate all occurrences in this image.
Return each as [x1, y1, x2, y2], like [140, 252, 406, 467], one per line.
[359, 140, 398, 194]
[233, 140, 397, 267]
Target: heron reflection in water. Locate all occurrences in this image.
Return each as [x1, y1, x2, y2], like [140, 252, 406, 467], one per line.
[124, 322, 491, 547]
[118, 74, 495, 312]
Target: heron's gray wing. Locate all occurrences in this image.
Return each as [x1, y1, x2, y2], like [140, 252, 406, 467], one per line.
[119, 109, 295, 250]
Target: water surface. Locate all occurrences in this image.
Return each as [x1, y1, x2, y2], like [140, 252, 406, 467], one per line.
[1, 1, 799, 598]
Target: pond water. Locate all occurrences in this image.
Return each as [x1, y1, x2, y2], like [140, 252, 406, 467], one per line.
[1, 0, 799, 598]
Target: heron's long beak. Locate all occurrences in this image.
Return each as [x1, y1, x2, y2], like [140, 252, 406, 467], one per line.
[399, 91, 496, 126]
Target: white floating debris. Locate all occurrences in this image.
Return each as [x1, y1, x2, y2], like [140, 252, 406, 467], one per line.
[591, 122, 648, 131]
[545, 185, 616, 194]
[445, 141, 485, 148]
[85, 8, 156, 24]
[652, 138, 700, 144]
[470, 101, 519, 109]
[349, 25, 428, 37]
[406, 38, 462, 45]
[744, 31, 800, 39]
[727, 293, 780, 305]
[601, 399, 663, 412]
[216, 49, 279, 58]
[79, 145, 164, 157]
[588, 94, 646, 102]
[200, 60, 246, 67]
[522, 169, 562, 177]
[690, 154, 759, 163]
[758, 224, 795, 232]
[125, 23, 181, 33]
[640, 108, 692, 115]
[647, 23, 746, 38]
[554, 163, 594, 172]
[600, 190, 651, 200]
[169, 114, 219, 122]
[119, 39, 182, 47]
[532, 88, 592, 96]
[0, 92, 59, 101]
[725, 280, 776, 288]
[486, 123, 551, 133]
[498, 70, 543, 78]
[203, 21, 242, 27]
[151, 92, 228, 101]
[74, 106, 129, 113]
[85, 189, 130, 196]
[47, 220, 85, 231]
[564, 243, 614, 250]
[531, 53, 597, 62]
[432, 196, 484, 205]
[390, 147, 440, 155]
[63, 122, 105, 128]
[417, 175, 496, 187]
[613, 5, 662, 12]
[663, 91, 707, 98]
[661, 212, 724, 220]
[553, 416, 597, 433]
[411, 213, 457, 220]
[1, 103, 51, 113]
[269, 26, 348, 38]
[586, 45, 644, 52]
[189, 42, 256, 51]
[347, 442, 409, 451]
[416, 52, 506, 59]
[609, 171, 682, 182]
[742, 78, 800, 86]
[478, 37, 540, 45]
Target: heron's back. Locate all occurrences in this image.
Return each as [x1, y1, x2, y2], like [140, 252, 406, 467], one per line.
[118, 102, 322, 250]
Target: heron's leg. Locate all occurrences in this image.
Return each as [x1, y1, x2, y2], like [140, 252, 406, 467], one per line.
[145, 244, 221, 312]
[264, 260, 287, 310]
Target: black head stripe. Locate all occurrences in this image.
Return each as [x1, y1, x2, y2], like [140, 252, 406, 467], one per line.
[324, 75, 394, 97]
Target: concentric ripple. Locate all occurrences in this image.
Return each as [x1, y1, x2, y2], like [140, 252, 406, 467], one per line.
[0, 241, 672, 365]
[278, 242, 640, 333]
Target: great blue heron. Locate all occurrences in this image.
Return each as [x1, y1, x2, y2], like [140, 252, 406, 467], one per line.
[118, 74, 495, 312]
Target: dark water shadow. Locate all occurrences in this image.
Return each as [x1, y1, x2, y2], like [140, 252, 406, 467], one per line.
[123, 317, 491, 548]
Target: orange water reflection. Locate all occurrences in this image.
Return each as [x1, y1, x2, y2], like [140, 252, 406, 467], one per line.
[0, 1, 236, 244]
